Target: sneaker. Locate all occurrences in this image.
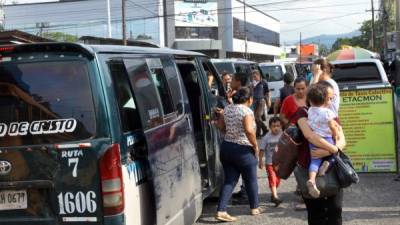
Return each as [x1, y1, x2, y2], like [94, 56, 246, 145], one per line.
[215, 212, 238, 222]
[306, 180, 320, 198]
[318, 161, 330, 176]
[271, 196, 283, 207]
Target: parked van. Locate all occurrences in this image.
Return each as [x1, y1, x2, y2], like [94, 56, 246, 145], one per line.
[258, 62, 298, 104]
[211, 58, 259, 76]
[0, 43, 224, 225]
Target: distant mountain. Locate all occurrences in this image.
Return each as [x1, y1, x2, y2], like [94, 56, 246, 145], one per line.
[285, 31, 361, 48]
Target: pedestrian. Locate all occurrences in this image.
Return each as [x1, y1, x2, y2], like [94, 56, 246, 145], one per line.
[280, 77, 307, 126]
[273, 72, 295, 116]
[310, 58, 340, 118]
[215, 72, 250, 200]
[214, 87, 263, 222]
[252, 70, 270, 137]
[306, 82, 339, 198]
[291, 85, 346, 225]
[207, 71, 214, 88]
[259, 116, 283, 207]
[221, 71, 233, 92]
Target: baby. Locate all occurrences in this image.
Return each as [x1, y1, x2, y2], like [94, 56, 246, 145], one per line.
[306, 82, 339, 198]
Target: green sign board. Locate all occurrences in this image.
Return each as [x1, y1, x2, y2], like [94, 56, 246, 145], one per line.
[339, 87, 397, 172]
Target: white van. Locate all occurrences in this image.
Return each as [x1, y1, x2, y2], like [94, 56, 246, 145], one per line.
[259, 62, 298, 104]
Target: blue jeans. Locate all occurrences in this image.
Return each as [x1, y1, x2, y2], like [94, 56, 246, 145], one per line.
[309, 136, 335, 172]
[217, 141, 259, 211]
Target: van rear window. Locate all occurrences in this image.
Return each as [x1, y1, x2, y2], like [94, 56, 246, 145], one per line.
[0, 59, 96, 147]
[260, 65, 283, 82]
[213, 62, 235, 74]
[332, 62, 381, 83]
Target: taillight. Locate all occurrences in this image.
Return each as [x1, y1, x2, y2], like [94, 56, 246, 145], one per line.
[99, 144, 124, 215]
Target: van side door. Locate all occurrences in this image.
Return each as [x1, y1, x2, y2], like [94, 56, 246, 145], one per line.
[197, 57, 225, 194]
[123, 56, 202, 225]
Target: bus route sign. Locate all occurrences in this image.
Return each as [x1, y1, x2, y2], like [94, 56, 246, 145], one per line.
[339, 87, 397, 173]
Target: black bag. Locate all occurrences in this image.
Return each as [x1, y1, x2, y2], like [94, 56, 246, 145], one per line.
[333, 151, 359, 188]
[294, 165, 341, 199]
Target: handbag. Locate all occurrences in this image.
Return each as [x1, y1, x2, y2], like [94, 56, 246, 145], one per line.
[294, 165, 341, 199]
[272, 125, 302, 179]
[333, 150, 359, 188]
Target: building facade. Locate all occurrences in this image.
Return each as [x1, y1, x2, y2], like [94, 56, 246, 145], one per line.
[3, 0, 281, 60]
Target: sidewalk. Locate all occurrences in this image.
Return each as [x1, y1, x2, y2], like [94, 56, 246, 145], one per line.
[195, 172, 400, 225]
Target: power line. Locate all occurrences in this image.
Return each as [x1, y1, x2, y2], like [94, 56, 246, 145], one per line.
[281, 11, 368, 33]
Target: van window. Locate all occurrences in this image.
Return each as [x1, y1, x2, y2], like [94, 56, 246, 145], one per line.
[260, 65, 283, 82]
[284, 64, 294, 76]
[124, 58, 163, 129]
[146, 58, 175, 115]
[332, 62, 382, 83]
[107, 60, 142, 132]
[234, 63, 251, 74]
[161, 57, 184, 114]
[0, 58, 96, 147]
[213, 62, 235, 74]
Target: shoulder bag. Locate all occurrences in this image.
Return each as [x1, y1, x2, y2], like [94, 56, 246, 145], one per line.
[334, 150, 360, 188]
[272, 124, 302, 179]
[294, 164, 341, 199]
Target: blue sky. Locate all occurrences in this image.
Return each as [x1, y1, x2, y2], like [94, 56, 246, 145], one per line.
[4, 0, 378, 42]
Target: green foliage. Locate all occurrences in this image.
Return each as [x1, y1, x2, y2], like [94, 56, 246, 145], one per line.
[318, 43, 330, 57]
[42, 32, 78, 42]
[331, 2, 395, 54]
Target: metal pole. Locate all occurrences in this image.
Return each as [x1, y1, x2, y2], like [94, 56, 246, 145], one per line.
[107, 0, 112, 38]
[299, 32, 302, 64]
[244, 0, 248, 59]
[383, 2, 388, 59]
[122, 0, 127, 45]
[396, 0, 400, 52]
[371, 0, 375, 50]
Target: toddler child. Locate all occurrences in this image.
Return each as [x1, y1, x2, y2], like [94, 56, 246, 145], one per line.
[259, 117, 283, 206]
[306, 83, 339, 198]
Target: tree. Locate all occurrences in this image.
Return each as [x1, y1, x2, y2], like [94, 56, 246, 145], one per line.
[318, 43, 330, 57]
[42, 32, 78, 42]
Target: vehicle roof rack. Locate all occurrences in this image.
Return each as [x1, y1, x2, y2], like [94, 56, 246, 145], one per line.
[79, 36, 160, 48]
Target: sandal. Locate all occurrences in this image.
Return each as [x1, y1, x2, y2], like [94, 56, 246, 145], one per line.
[215, 212, 238, 222]
[250, 207, 266, 215]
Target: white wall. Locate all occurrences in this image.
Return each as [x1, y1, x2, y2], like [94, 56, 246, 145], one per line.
[231, 0, 280, 33]
[233, 38, 281, 56]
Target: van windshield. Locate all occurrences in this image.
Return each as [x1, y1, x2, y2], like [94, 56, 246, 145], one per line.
[213, 62, 235, 74]
[260, 65, 283, 82]
[0, 58, 96, 147]
[332, 62, 382, 83]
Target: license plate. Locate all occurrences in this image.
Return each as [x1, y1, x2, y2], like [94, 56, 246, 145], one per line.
[0, 190, 27, 210]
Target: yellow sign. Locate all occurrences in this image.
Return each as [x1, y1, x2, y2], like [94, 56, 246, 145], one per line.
[339, 88, 397, 172]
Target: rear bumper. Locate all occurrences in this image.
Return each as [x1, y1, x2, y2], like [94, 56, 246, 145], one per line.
[104, 214, 124, 225]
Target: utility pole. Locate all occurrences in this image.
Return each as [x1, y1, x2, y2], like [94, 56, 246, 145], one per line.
[244, 0, 248, 59]
[396, 0, 400, 52]
[299, 32, 302, 64]
[107, 0, 112, 38]
[371, 0, 375, 50]
[382, 1, 388, 59]
[0, 0, 4, 31]
[122, 0, 127, 45]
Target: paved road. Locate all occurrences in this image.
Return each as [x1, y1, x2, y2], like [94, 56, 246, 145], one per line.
[195, 173, 400, 225]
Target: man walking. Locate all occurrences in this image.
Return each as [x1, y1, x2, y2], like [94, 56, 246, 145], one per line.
[252, 70, 270, 138]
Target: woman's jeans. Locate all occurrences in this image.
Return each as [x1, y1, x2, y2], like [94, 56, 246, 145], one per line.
[303, 189, 343, 225]
[217, 141, 259, 211]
